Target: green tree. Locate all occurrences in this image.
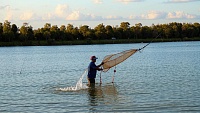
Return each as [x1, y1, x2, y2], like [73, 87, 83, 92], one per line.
[141, 26, 152, 39]
[164, 26, 172, 39]
[60, 25, 66, 40]
[44, 23, 51, 30]
[43, 31, 51, 41]
[19, 25, 28, 41]
[3, 20, 14, 42]
[60, 25, 66, 32]
[66, 24, 75, 40]
[182, 23, 197, 38]
[0, 21, 200, 45]
[134, 23, 142, 39]
[2, 31, 14, 42]
[94, 23, 106, 40]
[113, 27, 122, 39]
[50, 25, 59, 40]
[3, 20, 11, 33]
[105, 25, 114, 39]
[11, 24, 18, 41]
[79, 25, 91, 40]
[66, 24, 74, 33]
[18, 23, 34, 42]
[27, 26, 34, 41]
[193, 22, 200, 37]
[11, 24, 18, 34]
[0, 23, 3, 41]
[34, 29, 43, 42]
[120, 22, 131, 39]
[71, 27, 80, 40]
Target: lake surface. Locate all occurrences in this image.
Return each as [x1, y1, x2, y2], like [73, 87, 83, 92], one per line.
[0, 41, 200, 112]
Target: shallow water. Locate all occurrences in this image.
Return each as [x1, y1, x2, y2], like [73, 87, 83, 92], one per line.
[0, 41, 200, 112]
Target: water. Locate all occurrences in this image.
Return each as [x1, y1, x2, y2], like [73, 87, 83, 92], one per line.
[0, 41, 200, 112]
[58, 69, 88, 91]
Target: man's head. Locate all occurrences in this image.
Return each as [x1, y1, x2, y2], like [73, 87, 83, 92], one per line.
[90, 56, 98, 62]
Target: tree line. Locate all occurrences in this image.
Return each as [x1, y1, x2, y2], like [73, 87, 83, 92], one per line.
[0, 20, 200, 45]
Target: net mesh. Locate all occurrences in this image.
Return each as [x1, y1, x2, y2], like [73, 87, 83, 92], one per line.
[102, 49, 138, 72]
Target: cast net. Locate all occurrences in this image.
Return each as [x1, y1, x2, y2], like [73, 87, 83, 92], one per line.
[102, 49, 138, 72]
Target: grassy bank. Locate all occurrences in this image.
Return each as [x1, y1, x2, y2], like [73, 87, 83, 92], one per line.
[0, 37, 200, 46]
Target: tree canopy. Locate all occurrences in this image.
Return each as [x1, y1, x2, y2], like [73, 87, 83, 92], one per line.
[0, 20, 199, 46]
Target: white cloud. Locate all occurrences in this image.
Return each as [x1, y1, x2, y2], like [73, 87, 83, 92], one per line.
[146, 11, 167, 19]
[167, 11, 196, 19]
[65, 10, 199, 21]
[128, 11, 199, 20]
[117, 0, 145, 4]
[20, 11, 34, 20]
[38, 4, 91, 21]
[55, 4, 69, 17]
[165, 0, 200, 3]
[66, 11, 103, 21]
[66, 11, 80, 20]
[106, 15, 123, 20]
[129, 11, 167, 19]
[92, 0, 103, 4]
[4, 6, 13, 21]
[42, 13, 55, 20]
[0, 5, 9, 10]
[40, 4, 70, 20]
[3, 3, 198, 26]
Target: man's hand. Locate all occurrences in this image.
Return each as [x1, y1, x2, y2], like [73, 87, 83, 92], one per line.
[98, 68, 103, 71]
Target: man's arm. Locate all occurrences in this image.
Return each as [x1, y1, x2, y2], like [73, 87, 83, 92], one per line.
[96, 62, 104, 71]
[97, 62, 104, 67]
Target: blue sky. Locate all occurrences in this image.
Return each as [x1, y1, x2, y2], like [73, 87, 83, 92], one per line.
[0, 0, 200, 29]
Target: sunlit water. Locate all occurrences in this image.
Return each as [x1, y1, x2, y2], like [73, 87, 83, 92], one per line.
[0, 41, 200, 112]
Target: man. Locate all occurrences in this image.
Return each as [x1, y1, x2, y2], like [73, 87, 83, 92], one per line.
[87, 56, 104, 85]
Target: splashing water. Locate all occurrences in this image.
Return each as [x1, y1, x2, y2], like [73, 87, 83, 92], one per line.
[58, 69, 88, 91]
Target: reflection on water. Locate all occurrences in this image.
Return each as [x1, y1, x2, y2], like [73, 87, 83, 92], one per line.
[87, 83, 118, 111]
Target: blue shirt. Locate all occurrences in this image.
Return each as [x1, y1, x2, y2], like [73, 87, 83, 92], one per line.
[87, 62, 97, 79]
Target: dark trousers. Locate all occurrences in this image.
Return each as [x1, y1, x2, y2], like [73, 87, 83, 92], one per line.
[88, 78, 95, 84]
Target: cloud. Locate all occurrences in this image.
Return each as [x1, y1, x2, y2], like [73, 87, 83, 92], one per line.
[117, 0, 145, 4]
[167, 11, 196, 19]
[41, 4, 70, 21]
[128, 11, 199, 20]
[4, 3, 198, 24]
[66, 11, 80, 20]
[42, 13, 56, 20]
[20, 11, 34, 20]
[92, 0, 103, 4]
[165, 0, 200, 3]
[129, 11, 167, 19]
[145, 11, 167, 19]
[39, 4, 104, 21]
[66, 11, 103, 21]
[4, 6, 13, 20]
[0, 5, 9, 10]
[106, 15, 123, 20]
[55, 4, 69, 17]
[50, 7, 200, 21]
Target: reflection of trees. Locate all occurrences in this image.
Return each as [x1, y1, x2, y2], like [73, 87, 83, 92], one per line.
[87, 83, 118, 111]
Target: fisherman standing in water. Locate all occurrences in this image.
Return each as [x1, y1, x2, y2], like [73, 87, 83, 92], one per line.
[87, 56, 104, 86]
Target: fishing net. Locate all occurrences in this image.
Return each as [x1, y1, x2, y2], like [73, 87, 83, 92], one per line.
[102, 49, 138, 72]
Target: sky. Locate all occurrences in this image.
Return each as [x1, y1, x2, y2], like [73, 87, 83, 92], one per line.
[0, 0, 200, 29]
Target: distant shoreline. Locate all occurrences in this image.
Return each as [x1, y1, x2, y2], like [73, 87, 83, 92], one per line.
[0, 37, 200, 47]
